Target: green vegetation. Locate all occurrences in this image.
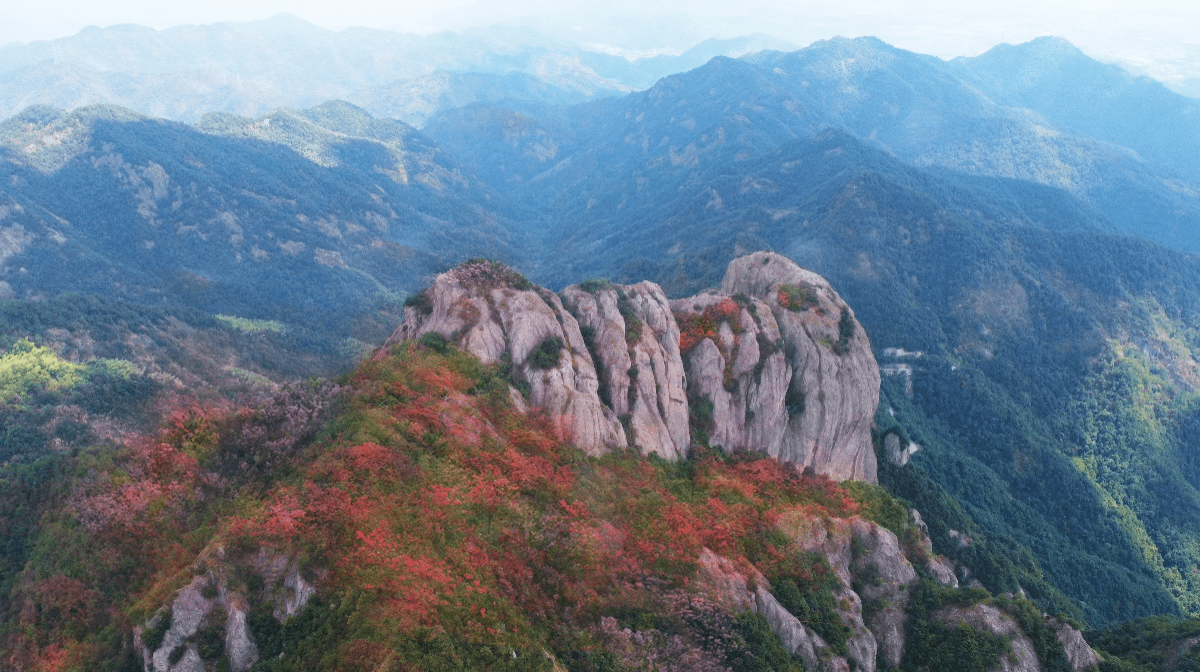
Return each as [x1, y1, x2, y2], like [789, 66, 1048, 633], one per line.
[215, 314, 288, 334]
[403, 290, 434, 316]
[832, 309, 855, 355]
[0, 342, 902, 671]
[1088, 615, 1200, 671]
[769, 554, 852, 655]
[579, 278, 614, 293]
[454, 258, 533, 291]
[615, 288, 643, 345]
[142, 609, 173, 652]
[527, 336, 565, 370]
[0, 339, 85, 403]
[777, 284, 820, 313]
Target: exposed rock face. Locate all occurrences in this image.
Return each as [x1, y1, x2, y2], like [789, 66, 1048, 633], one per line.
[698, 508, 1084, 672]
[562, 281, 690, 459]
[719, 252, 880, 481]
[385, 261, 626, 455]
[224, 598, 259, 672]
[934, 604, 1042, 672]
[695, 547, 757, 613]
[911, 509, 961, 588]
[754, 585, 838, 672]
[671, 293, 792, 459]
[1046, 618, 1101, 671]
[769, 512, 922, 672]
[146, 577, 215, 672]
[136, 549, 319, 672]
[884, 431, 920, 467]
[850, 519, 918, 669]
[386, 254, 880, 479]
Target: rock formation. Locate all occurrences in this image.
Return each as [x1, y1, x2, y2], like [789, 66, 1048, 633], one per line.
[385, 260, 627, 455]
[933, 604, 1042, 672]
[696, 507, 1090, 672]
[135, 549, 315, 672]
[1046, 617, 1102, 671]
[717, 252, 880, 481]
[561, 280, 691, 459]
[386, 253, 880, 480]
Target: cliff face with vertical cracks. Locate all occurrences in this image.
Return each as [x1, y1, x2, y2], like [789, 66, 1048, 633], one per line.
[721, 252, 880, 481]
[386, 253, 879, 480]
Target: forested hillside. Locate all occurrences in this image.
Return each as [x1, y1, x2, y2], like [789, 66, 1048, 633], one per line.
[0, 101, 533, 352]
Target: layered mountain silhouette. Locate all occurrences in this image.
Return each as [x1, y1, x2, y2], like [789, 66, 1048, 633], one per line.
[0, 15, 794, 126]
[427, 36, 1200, 255]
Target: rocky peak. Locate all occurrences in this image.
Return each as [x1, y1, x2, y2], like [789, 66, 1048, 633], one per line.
[386, 253, 880, 480]
[715, 251, 881, 481]
[385, 259, 627, 455]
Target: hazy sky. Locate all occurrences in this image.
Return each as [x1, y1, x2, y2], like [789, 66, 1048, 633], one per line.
[5, 0, 1200, 83]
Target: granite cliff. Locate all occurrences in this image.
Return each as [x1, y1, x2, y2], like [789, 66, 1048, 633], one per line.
[386, 252, 880, 481]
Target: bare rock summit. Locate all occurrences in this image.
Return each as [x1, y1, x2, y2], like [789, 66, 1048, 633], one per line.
[386, 254, 880, 480]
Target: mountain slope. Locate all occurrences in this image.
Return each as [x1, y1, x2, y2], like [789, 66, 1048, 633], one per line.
[948, 36, 1200, 184]
[427, 36, 1200, 255]
[0, 262, 1099, 672]
[0, 101, 531, 350]
[429, 76, 1200, 623]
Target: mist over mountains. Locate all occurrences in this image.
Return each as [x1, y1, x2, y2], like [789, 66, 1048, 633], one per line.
[0, 15, 794, 126]
[10, 19, 1200, 669]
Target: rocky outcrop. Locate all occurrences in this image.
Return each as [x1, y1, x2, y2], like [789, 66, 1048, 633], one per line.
[143, 576, 215, 672]
[933, 604, 1041, 672]
[671, 293, 792, 460]
[562, 281, 690, 459]
[883, 430, 920, 467]
[769, 512, 919, 671]
[224, 599, 259, 672]
[136, 549, 317, 672]
[1046, 618, 1100, 671]
[385, 260, 626, 455]
[754, 585, 840, 672]
[911, 509, 961, 588]
[386, 254, 880, 479]
[697, 508, 1082, 672]
[717, 252, 880, 481]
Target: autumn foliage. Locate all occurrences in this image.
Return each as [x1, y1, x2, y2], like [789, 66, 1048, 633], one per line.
[3, 339, 876, 671]
[677, 298, 742, 354]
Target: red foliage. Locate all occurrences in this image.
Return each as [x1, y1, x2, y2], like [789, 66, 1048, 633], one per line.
[348, 527, 457, 629]
[676, 299, 743, 354]
[55, 342, 882, 669]
[32, 577, 101, 631]
[344, 443, 399, 476]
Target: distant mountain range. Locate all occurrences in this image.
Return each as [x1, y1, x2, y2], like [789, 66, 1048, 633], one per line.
[0, 15, 795, 126]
